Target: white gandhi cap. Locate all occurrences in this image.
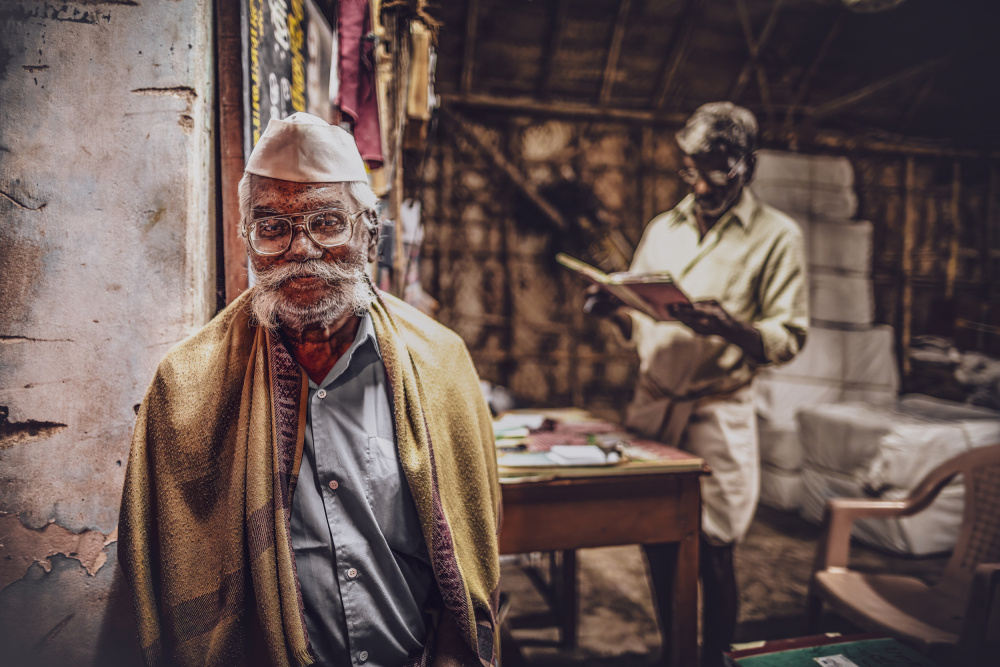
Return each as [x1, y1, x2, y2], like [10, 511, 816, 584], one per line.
[244, 112, 369, 183]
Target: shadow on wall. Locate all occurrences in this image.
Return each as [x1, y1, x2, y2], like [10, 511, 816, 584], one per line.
[0, 546, 141, 667]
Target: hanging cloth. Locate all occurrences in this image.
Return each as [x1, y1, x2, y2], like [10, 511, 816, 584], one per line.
[337, 0, 384, 168]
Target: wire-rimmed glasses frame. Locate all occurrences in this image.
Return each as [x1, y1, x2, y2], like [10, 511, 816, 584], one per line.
[242, 207, 370, 256]
[678, 156, 746, 187]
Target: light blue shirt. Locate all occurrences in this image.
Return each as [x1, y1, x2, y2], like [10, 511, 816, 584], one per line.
[290, 312, 434, 667]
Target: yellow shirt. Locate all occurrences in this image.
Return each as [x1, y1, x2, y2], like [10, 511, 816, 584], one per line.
[628, 188, 808, 415]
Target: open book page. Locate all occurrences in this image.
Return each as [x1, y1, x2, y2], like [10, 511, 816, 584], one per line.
[556, 253, 690, 322]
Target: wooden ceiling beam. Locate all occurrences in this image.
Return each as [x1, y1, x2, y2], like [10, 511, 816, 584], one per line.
[440, 92, 988, 159]
[898, 72, 938, 132]
[808, 56, 951, 121]
[729, 0, 783, 103]
[441, 91, 688, 125]
[539, 0, 570, 98]
[441, 107, 571, 233]
[599, 0, 633, 105]
[651, 0, 705, 110]
[783, 11, 843, 129]
[460, 0, 480, 94]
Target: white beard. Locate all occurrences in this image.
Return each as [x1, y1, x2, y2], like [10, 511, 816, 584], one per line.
[249, 255, 375, 331]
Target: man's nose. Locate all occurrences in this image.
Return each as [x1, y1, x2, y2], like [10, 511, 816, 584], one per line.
[285, 227, 324, 261]
[693, 177, 712, 196]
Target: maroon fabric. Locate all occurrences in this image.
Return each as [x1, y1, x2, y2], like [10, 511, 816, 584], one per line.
[266, 333, 313, 661]
[337, 0, 383, 168]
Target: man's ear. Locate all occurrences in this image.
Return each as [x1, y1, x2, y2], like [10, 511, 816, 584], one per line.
[366, 222, 380, 264]
[743, 154, 756, 184]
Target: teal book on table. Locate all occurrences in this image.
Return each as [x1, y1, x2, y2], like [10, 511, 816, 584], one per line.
[736, 638, 939, 667]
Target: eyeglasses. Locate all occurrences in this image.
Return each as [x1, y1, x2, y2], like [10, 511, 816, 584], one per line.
[242, 208, 369, 256]
[678, 157, 746, 187]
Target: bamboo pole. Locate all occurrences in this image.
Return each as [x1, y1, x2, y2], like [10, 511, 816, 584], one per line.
[216, 0, 248, 305]
[902, 157, 917, 376]
[945, 160, 961, 299]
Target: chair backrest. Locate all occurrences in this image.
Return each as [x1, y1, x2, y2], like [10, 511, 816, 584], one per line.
[936, 443, 1000, 597]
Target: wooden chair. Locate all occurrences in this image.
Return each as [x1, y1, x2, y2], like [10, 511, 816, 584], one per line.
[806, 442, 1000, 664]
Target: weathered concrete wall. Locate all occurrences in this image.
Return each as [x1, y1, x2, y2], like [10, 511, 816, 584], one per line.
[0, 1, 216, 664]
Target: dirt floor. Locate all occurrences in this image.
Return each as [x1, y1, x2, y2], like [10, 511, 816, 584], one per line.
[500, 506, 950, 666]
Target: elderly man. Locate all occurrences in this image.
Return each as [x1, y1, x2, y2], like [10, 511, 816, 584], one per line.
[120, 112, 501, 667]
[588, 102, 808, 666]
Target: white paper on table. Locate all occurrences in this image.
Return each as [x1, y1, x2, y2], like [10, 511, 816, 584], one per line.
[548, 445, 610, 465]
[493, 414, 546, 433]
[814, 656, 859, 667]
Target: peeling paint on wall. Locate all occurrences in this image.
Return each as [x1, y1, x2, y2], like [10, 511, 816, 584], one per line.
[0, 189, 46, 211]
[0, 336, 74, 344]
[0, 513, 117, 593]
[0, 3, 115, 26]
[130, 85, 198, 106]
[131, 86, 200, 137]
[0, 406, 67, 448]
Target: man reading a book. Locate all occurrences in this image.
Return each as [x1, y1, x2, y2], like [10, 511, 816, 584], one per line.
[586, 102, 808, 667]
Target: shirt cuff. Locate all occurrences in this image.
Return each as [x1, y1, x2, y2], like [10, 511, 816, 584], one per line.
[754, 319, 807, 366]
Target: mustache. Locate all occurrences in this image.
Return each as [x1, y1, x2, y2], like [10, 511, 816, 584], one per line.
[252, 257, 367, 290]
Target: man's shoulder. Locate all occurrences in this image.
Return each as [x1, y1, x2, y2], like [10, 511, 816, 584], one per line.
[156, 292, 255, 378]
[379, 292, 467, 354]
[647, 196, 693, 230]
[751, 197, 805, 242]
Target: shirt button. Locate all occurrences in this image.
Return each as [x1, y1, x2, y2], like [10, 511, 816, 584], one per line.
[347, 567, 358, 579]
[328, 480, 339, 491]
[358, 650, 369, 662]
[317, 389, 327, 399]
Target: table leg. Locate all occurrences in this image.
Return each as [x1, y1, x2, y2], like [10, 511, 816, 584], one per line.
[673, 517, 700, 666]
[557, 549, 578, 649]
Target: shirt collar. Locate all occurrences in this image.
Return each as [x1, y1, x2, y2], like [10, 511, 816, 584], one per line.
[356, 309, 380, 355]
[671, 188, 760, 231]
[309, 309, 381, 389]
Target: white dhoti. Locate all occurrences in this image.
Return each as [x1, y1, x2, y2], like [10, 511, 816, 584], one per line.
[683, 385, 758, 544]
[626, 384, 759, 545]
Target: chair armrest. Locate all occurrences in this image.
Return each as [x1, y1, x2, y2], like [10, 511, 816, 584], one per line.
[812, 456, 960, 572]
[959, 562, 1000, 664]
[813, 498, 909, 571]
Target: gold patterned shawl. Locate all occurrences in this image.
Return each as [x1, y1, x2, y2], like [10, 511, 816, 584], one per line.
[119, 289, 501, 666]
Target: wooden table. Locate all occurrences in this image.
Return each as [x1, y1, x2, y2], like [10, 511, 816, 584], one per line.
[499, 466, 707, 667]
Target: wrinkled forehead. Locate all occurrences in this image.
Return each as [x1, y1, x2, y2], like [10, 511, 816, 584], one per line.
[250, 176, 352, 215]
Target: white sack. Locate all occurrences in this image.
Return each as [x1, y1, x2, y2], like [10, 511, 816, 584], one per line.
[798, 466, 962, 556]
[796, 402, 924, 474]
[751, 182, 858, 219]
[754, 374, 842, 427]
[760, 464, 803, 512]
[754, 151, 854, 188]
[898, 394, 1000, 420]
[770, 324, 898, 394]
[841, 387, 898, 406]
[842, 325, 899, 393]
[810, 273, 874, 326]
[861, 421, 1000, 492]
[770, 326, 843, 384]
[758, 420, 803, 471]
[809, 219, 872, 275]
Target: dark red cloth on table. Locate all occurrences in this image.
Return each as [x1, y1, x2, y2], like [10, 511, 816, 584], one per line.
[336, 0, 383, 168]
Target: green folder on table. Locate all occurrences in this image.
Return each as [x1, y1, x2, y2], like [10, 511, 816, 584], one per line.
[735, 638, 938, 667]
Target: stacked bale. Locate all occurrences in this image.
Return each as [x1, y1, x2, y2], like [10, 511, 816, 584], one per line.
[750, 151, 898, 512]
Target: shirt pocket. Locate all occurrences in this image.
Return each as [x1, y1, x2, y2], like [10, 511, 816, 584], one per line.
[366, 435, 425, 556]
